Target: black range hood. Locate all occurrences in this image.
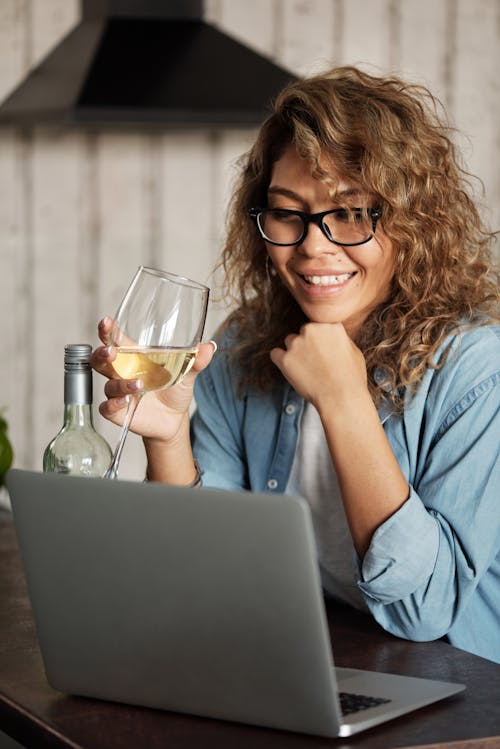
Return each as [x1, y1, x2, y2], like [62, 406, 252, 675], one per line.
[0, 0, 296, 128]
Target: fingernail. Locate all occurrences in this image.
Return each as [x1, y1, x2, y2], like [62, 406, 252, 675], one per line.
[127, 379, 143, 391]
[101, 346, 113, 358]
[209, 340, 218, 353]
[116, 395, 130, 406]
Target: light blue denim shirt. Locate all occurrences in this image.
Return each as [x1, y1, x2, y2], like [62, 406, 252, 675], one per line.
[191, 323, 500, 663]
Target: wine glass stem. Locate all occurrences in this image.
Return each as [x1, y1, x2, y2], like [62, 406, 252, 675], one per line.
[103, 393, 142, 479]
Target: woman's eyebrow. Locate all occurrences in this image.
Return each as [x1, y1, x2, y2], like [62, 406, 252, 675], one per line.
[267, 186, 302, 200]
[335, 187, 366, 199]
[267, 185, 368, 201]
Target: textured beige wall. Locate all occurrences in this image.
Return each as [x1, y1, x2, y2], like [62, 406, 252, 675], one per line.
[1, 0, 499, 479]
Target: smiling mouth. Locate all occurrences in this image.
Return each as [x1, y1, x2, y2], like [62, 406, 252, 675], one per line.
[302, 272, 356, 286]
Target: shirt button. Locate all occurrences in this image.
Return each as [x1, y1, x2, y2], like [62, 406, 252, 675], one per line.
[284, 403, 296, 415]
[267, 478, 278, 490]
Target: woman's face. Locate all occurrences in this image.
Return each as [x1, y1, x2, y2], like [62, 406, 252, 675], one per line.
[265, 145, 395, 338]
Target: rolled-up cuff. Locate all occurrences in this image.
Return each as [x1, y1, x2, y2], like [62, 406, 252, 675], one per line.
[357, 488, 439, 604]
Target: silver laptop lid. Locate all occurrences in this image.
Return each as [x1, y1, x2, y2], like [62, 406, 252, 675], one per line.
[8, 469, 343, 736]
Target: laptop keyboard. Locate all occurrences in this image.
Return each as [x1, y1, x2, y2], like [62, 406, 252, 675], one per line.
[339, 691, 392, 716]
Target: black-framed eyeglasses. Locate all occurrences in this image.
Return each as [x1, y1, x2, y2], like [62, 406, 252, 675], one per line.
[248, 206, 382, 247]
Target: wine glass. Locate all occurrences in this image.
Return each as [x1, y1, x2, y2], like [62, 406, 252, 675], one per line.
[103, 266, 209, 479]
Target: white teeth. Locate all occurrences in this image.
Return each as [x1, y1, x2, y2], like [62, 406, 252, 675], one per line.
[303, 272, 354, 286]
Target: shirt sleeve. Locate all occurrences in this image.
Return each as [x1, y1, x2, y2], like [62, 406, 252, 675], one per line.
[190, 345, 249, 490]
[356, 330, 500, 642]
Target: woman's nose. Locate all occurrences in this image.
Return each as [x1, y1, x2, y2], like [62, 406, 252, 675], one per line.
[297, 222, 341, 258]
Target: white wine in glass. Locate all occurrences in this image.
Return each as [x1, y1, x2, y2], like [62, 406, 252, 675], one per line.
[103, 266, 209, 479]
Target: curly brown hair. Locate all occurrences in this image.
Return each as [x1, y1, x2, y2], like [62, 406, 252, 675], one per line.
[217, 66, 499, 409]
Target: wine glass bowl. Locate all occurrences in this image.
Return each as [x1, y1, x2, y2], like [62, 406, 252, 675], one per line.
[103, 266, 209, 479]
[112, 347, 198, 392]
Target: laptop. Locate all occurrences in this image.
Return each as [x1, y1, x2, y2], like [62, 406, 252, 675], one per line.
[7, 469, 465, 738]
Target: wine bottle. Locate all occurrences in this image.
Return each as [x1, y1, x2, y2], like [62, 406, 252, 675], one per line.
[43, 344, 112, 477]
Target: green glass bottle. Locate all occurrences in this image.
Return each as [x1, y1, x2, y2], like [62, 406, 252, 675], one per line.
[43, 344, 112, 477]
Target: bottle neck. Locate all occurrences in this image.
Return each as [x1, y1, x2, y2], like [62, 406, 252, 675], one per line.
[63, 403, 94, 427]
[63, 371, 94, 427]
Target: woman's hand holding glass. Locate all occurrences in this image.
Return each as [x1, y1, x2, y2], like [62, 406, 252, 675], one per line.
[91, 266, 210, 479]
[92, 318, 216, 444]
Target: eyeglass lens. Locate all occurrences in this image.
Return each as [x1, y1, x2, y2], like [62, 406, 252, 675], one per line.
[258, 209, 374, 246]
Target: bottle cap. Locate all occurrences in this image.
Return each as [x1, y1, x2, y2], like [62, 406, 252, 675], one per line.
[64, 344, 92, 371]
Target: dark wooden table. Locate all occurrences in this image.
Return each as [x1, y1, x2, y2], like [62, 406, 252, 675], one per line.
[1, 512, 500, 749]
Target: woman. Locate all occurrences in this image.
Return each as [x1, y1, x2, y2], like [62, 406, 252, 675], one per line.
[93, 66, 500, 663]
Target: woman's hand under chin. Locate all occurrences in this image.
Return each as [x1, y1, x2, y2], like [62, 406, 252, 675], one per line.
[270, 321, 368, 411]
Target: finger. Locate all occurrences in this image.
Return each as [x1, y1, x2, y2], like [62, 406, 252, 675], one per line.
[97, 316, 114, 345]
[98, 316, 139, 348]
[104, 377, 143, 400]
[90, 344, 117, 377]
[98, 394, 130, 422]
[192, 340, 218, 373]
[269, 346, 286, 370]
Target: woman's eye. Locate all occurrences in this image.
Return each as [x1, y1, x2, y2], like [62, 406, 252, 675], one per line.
[334, 208, 364, 223]
[270, 210, 298, 222]
[335, 209, 349, 222]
